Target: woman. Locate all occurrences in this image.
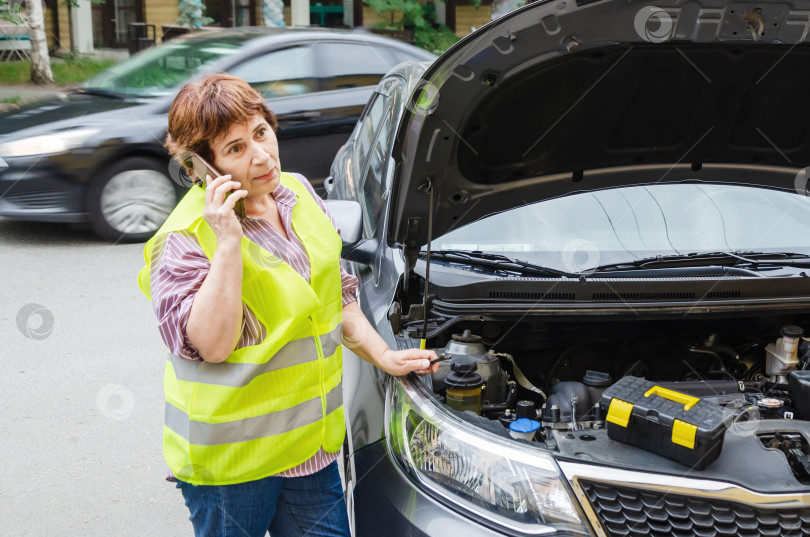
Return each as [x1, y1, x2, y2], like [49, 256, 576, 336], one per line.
[137, 73, 437, 537]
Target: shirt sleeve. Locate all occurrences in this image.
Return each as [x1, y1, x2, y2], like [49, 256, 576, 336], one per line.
[149, 231, 269, 362]
[290, 173, 359, 306]
[148, 231, 208, 362]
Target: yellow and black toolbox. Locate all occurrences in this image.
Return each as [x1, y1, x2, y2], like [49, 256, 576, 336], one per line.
[599, 376, 729, 469]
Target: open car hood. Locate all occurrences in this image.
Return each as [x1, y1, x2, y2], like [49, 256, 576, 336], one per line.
[387, 0, 810, 260]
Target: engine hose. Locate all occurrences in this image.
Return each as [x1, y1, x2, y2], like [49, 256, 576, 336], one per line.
[493, 352, 548, 401]
[710, 345, 749, 374]
[687, 347, 726, 372]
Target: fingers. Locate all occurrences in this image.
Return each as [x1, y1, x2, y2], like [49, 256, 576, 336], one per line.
[204, 174, 238, 205]
[224, 188, 248, 211]
[213, 180, 243, 208]
[384, 349, 437, 376]
[203, 174, 224, 204]
[413, 360, 441, 376]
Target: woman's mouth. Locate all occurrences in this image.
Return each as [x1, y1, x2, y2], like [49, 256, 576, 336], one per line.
[253, 169, 276, 182]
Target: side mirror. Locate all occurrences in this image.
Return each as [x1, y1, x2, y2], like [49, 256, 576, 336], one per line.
[323, 199, 378, 265]
[323, 175, 335, 195]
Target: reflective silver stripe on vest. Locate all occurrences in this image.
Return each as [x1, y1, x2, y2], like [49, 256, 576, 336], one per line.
[165, 382, 344, 446]
[169, 324, 342, 388]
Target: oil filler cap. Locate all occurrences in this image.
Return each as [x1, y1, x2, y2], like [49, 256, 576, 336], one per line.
[781, 325, 805, 338]
[445, 362, 483, 389]
[583, 370, 613, 387]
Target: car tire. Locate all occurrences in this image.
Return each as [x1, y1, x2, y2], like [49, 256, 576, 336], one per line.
[88, 156, 180, 243]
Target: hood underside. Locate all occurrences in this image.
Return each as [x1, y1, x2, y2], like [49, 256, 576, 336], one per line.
[388, 0, 810, 254]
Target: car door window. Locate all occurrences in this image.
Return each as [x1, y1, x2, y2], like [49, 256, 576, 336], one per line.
[352, 93, 387, 180]
[358, 79, 404, 237]
[228, 46, 318, 98]
[314, 42, 398, 91]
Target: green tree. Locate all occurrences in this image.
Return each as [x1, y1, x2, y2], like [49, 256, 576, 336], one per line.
[364, 0, 461, 54]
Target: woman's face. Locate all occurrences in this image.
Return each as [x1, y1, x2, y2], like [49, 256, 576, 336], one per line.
[209, 113, 281, 199]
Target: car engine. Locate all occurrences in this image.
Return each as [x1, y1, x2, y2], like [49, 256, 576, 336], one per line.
[425, 319, 810, 480]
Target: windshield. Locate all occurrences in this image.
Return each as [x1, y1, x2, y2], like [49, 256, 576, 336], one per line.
[81, 34, 249, 97]
[428, 184, 810, 273]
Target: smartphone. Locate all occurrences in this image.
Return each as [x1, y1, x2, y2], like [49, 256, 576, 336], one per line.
[185, 152, 246, 220]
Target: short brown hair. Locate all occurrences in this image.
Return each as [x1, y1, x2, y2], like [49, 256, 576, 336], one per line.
[165, 73, 278, 166]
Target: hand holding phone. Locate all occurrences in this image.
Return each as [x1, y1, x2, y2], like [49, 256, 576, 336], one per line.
[185, 152, 247, 220]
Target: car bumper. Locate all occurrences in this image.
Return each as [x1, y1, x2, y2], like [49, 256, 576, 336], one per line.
[0, 158, 88, 223]
[352, 439, 522, 537]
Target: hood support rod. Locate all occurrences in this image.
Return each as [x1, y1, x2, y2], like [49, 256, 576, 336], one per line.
[420, 177, 434, 348]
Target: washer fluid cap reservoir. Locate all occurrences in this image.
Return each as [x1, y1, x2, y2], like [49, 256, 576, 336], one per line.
[509, 418, 541, 441]
[510, 418, 541, 433]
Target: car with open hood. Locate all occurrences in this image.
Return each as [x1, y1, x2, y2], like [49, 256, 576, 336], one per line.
[324, 0, 810, 535]
[0, 27, 434, 242]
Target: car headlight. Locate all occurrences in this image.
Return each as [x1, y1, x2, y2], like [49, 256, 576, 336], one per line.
[0, 128, 100, 158]
[386, 375, 592, 535]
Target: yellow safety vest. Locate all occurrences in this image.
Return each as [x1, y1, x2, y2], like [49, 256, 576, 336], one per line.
[138, 173, 345, 485]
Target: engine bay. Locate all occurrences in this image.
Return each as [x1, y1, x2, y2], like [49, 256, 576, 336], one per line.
[423, 316, 810, 484]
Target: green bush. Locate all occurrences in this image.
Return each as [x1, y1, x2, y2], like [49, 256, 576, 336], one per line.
[0, 57, 118, 86]
[365, 0, 461, 54]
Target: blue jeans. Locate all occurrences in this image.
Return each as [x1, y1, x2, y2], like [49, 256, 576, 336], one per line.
[175, 461, 351, 537]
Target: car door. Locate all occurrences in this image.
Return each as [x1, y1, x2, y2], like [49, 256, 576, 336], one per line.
[338, 76, 410, 534]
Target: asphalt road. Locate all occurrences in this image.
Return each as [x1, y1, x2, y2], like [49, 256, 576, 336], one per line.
[0, 218, 190, 536]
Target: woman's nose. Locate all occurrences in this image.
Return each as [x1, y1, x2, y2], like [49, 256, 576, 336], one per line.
[251, 143, 273, 166]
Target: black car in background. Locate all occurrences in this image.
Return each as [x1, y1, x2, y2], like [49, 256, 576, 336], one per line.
[0, 27, 435, 242]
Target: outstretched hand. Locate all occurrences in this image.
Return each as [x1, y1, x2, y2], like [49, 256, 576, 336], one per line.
[377, 348, 440, 377]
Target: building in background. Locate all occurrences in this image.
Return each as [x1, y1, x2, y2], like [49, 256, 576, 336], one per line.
[44, 0, 492, 53]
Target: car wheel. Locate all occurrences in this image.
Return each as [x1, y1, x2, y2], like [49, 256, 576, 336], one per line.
[88, 157, 179, 243]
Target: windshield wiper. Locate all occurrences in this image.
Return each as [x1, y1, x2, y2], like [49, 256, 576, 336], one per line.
[591, 251, 810, 272]
[72, 87, 125, 100]
[418, 250, 580, 278]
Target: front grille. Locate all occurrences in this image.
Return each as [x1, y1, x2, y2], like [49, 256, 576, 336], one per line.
[489, 291, 575, 301]
[5, 190, 69, 209]
[591, 291, 696, 301]
[581, 481, 810, 537]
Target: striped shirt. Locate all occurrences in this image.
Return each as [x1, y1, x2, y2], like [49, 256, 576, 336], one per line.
[149, 172, 358, 479]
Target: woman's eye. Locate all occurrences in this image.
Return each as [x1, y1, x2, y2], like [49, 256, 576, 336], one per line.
[257, 128, 266, 138]
[229, 145, 241, 154]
